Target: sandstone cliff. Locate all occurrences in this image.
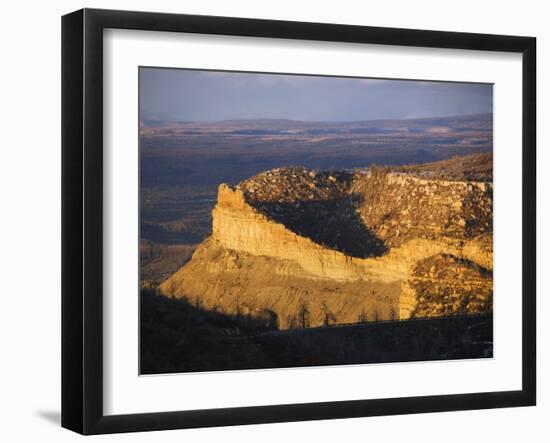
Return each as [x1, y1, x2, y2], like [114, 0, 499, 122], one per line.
[160, 156, 493, 328]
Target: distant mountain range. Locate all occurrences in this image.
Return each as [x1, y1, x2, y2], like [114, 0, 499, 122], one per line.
[140, 113, 492, 137]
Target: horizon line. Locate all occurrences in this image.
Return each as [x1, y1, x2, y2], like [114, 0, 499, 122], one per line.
[140, 111, 493, 126]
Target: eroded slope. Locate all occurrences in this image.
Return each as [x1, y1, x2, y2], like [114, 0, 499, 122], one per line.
[160, 154, 493, 328]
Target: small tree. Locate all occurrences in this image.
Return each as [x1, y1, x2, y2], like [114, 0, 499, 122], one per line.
[321, 302, 337, 327]
[357, 308, 368, 324]
[168, 280, 177, 298]
[298, 302, 311, 328]
[234, 300, 242, 318]
[194, 296, 204, 309]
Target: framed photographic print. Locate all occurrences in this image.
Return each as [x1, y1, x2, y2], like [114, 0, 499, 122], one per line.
[61, 8, 536, 435]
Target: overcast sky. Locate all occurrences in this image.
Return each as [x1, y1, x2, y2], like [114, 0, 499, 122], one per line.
[139, 68, 493, 123]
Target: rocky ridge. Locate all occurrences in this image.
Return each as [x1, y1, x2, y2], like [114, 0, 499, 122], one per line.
[160, 154, 493, 328]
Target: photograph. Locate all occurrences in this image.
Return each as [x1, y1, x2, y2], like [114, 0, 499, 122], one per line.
[139, 68, 494, 374]
[0, 0, 544, 440]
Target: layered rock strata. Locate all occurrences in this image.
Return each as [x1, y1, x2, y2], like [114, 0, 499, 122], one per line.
[160, 164, 493, 328]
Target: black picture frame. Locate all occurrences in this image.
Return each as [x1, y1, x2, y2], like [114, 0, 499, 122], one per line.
[62, 8, 536, 435]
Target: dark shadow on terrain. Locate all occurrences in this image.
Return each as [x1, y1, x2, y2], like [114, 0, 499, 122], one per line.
[140, 292, 493, 375]
[36, 410, 60, 426]
[250, 197, 387, 258]
[141, 290, 279, 374]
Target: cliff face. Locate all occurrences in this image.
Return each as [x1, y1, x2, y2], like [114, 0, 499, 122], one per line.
[160, 163, 493, 328]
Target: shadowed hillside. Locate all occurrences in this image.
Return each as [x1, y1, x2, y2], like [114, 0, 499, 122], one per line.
[241, 168, 386, 258]
[141, 291, 493, 374]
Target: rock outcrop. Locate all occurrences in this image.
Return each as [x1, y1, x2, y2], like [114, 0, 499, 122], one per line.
[160, 157, 493, 329]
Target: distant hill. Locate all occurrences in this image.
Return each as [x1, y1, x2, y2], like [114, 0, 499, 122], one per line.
[140, 113, 492, 136]
[391, 152, 492, 182]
